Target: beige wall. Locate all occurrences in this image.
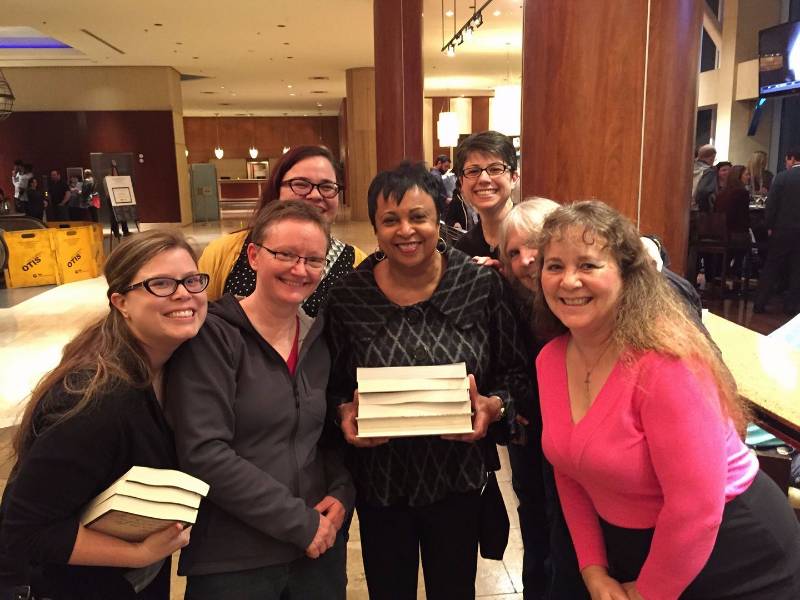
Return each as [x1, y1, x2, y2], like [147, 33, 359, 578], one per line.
[5, 66, 192, 224]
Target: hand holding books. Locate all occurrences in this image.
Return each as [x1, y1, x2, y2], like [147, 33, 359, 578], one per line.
[133, 522, 192, 568]
[441, 374, 504, 443]
[338, 390, 390, 448]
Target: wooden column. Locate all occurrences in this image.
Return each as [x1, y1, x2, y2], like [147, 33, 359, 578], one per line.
[373, 0, 424, 171]
[345, 67, 377, 221]
[520, 0, 702, 275]
[471, 97, 490, 133]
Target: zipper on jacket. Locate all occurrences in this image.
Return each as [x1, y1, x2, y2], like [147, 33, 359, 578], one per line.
[289, 379, 301, 497]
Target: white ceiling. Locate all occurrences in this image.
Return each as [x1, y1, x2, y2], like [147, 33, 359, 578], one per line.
[0, 0, 522, 116]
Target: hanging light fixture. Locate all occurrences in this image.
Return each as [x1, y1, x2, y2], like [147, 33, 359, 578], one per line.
[437, 98, 460, 148]
[213, 113, 224, 159]
[248, 114, 259, 159]
[441, 0, 492, 56]
[0, 69, 15, 121]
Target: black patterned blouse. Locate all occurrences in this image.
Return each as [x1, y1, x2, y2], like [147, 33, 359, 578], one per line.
[223, 233, 357, 317]
[325, 247, 532, 507]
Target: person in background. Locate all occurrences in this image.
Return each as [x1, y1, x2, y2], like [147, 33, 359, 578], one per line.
[746, 150, 773, 195]
[754, 146, 800, 315]
[535, 200, 800, 600]
[199, 145, 366, 317]
[498, 198, 589, 600]
[11, 160, 24, 212]
[326, 162, 530, 600]
[14, 164, 34, 214]
[692, 144, 717, 211]
[0, 187, 8, 214]
[48, 169, 70, 222]
[639, 234, 704, 323]
[714, 165, 752, 245]
[0, 230, 208, 599]
[453, 130, 519, 258]
[82, 169, 100, 223]
[23, 176, 46, 221]
[66, 175, 85, 221]
[167, 201, 354, 599]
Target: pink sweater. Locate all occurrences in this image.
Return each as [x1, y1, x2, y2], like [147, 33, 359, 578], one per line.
[537, 335, 758, 600]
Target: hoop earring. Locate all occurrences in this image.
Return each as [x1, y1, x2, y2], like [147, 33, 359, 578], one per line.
[375, 248, 386, 262]
[436, 237, 447, 254]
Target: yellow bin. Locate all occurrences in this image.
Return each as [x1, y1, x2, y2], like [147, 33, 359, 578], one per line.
[52, 227, 97, 283]
[3, 229, 60, 288]
[48, 221, 105, 275]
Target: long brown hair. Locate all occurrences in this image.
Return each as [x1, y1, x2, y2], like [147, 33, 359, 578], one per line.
[534, 200, 748, 430]
[12, 230, 198, 461]
[725, 165, 747, 191]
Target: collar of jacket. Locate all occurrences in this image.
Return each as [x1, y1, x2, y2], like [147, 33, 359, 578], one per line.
[331, 247, 495, 340]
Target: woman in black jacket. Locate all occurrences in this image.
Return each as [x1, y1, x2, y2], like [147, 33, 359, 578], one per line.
[0, 230, 209, 599]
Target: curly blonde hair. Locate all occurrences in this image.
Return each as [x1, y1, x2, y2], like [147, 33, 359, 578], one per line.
[534, 200, 748, 430]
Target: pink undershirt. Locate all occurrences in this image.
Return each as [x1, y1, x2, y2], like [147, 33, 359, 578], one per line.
[536, 335, 758, 600]
[285, 317, 300, 375]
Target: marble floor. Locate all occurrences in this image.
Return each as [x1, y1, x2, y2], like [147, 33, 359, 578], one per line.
[0, 216, 526, 599]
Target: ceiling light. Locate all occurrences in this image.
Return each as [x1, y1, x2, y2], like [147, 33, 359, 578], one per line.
[445, 10, 453, 17]
[214, 113, 224, 159]
[289, 92, 295, 96]
[249, 147, 259, 159]
[287, 84, 293, 88]
[437, 112, 459, 147]
[282, 146, 290, 154]
[446, 45, 455, 57]
[249, 114, 259, 159]
[455, 34, 463, 45]
[185, 149, 189, 157]
[493, 10, 501, 17]
[463, 26, 473, 41]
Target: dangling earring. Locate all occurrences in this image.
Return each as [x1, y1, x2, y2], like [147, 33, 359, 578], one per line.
[375, 247, 386, 261]
[436, 237, 447, 254]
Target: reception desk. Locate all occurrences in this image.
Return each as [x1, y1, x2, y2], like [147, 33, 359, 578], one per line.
[703, 312, 800, 448]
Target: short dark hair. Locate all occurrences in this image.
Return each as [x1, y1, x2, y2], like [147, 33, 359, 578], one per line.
[434, 154, 450, 164]
[256, 145, 342, 214]
[786, 147, 800, 161]
[250, 199, 331, 251]
[714, 161, 732, 170]
[367, 161, 444, 228]
[453, 130, 517, 176]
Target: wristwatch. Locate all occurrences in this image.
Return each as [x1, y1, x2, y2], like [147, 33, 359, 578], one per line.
[490, 395, 506, 422]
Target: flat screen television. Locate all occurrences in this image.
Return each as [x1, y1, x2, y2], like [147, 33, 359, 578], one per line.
[759, 20, 800, 97]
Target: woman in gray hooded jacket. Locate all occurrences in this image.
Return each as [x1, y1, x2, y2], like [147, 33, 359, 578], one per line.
[166, 201, 354, 600]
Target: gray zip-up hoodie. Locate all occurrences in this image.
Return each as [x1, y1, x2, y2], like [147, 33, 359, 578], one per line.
[165, 294, 355, 576]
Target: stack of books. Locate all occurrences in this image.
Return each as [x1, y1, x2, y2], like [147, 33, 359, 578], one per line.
[80, 466, 210, 542]
[356, 363, 474, 437]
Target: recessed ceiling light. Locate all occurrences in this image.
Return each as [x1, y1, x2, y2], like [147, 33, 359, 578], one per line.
[316, 102, 323, 107]
[493, 10, 501, 16]
[287, 84, 293, 88]
[308, 76, 329, 80]
[289, 92, 296, 96]
[220, 85, 225, 89]
[154, 23, 163, 26]
[201, 91, 215, 94]
[219, 102, 231, 106]
[282, 42, 290, 45]
[310, 90, 327, 94]
[193, 56, 199, 59]
[277, 24, 286, 28]
[445, 10, 453, 17]
[176, 42, 183, 45]
[286, 56, 294, 59]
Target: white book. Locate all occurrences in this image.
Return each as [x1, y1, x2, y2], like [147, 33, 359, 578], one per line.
[357, 414, 473, 438]
[80, 467, 209, 542]
[358, 389, 469, 405]
[357, 363, 467, 381]
[358, 400, 471, 419]
[358, 377, 469, 393]
[81, 495, 199, 543]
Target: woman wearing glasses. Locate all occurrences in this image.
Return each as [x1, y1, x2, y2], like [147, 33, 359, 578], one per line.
[0, 230, 208, 599]
[453, 130, 519, 258]
[166, 201, 355, 599]
[200, 145, 366, 317]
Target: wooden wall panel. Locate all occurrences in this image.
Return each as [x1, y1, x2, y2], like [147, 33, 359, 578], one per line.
[471, 97, 490, 133]
[184, 116, 339, 164]
[346, 67, 377, 222]
[638, 0, 702, 274]
[374, 0, 424, 170]
[0, 111, 180, 222]
[338, 99, 349, 206]
[521, 0, 700, 274]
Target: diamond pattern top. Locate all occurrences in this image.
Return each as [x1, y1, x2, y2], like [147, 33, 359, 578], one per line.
[325, 247, 533, 507]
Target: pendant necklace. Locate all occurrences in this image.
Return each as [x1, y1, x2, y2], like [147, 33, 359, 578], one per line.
[573, 337, 615, 400]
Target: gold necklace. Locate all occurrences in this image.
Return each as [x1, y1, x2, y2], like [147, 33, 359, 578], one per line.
[572, 338, 615, 400]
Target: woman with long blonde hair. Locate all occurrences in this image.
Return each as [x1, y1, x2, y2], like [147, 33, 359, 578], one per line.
[0, 230, 208, 599]
[535, 200, 800, 600]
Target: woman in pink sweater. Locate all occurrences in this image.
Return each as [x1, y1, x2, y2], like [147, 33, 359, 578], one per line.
[533, 200, 800, 600]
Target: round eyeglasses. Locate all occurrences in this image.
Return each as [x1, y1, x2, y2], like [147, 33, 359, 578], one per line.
[254, 243, 327, 271]
[280, 178, 342, 199]
[461, 163, 511, 179]
[120, 273, 210, 297]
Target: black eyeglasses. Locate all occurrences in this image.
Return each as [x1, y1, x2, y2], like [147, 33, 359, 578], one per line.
[254, 243, 327, 270]
[280, 178, 342, 199]
[120, 273, 210, 297]
[461, 163, 511, 179]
